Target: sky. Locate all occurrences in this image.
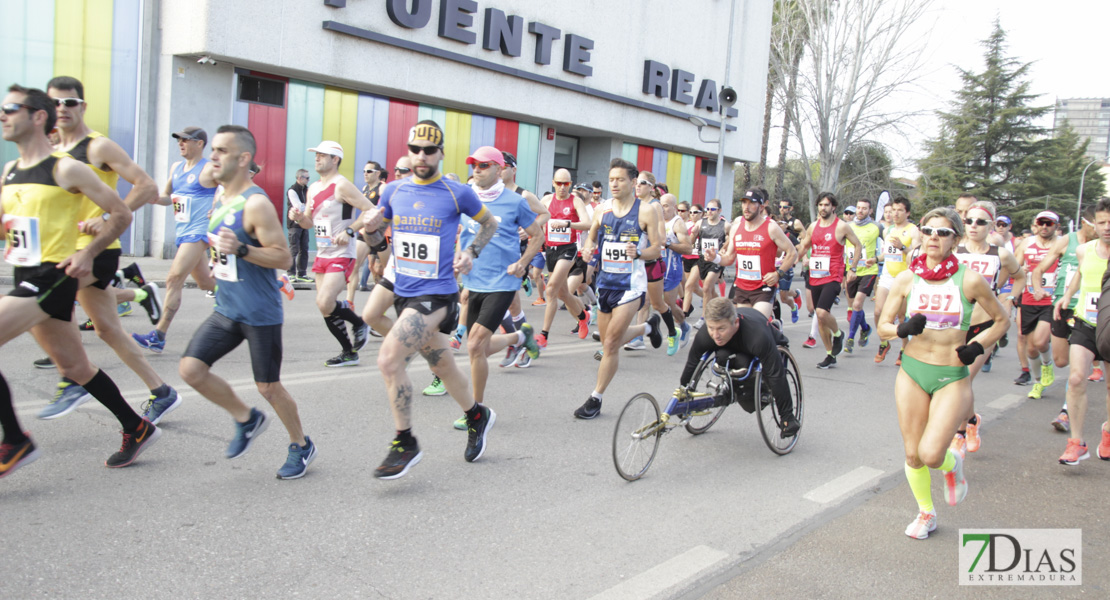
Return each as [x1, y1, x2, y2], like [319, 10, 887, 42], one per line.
[788, 0, 1110, 178]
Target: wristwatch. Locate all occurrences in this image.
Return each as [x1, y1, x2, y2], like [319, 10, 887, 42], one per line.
[345, 227, 356, 238]
[236, 244, 249, 258]
[101, 213, 111, 222]
[467, 246, 480, 259]
[776, 268, 786, 279]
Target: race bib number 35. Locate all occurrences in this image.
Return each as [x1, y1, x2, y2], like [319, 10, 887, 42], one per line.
[394, 231, 440, 279]
[3, 215, 42, 266]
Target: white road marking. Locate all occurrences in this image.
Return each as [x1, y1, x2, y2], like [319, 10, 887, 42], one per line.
[987, 393, 1024, 410]
[803, 466, 884, 504]
[588, 545, 730, 600]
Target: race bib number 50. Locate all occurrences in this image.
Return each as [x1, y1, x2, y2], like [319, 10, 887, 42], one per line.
[394, 231, 440, 279]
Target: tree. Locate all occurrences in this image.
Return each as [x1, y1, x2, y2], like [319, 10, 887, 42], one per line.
[769, 0, 809, 203]
[837, 142, 895, 205]
[776, 0, 931, 220]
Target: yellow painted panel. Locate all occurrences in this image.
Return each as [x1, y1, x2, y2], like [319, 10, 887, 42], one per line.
[443, 109, 471, 180]
[54, 0, 114, 134]
[322, 87, 359, 182]
[667, 151, 683, 191]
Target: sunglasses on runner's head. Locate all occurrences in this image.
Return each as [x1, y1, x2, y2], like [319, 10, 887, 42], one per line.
[407, 144, 441, 155]
[1036, 219, 1057, 227]
[53, 98, 84, 108]
[395, 167, 411, 173]
[554, 181, 572, 187]
[964, 218, 990, 226]
[920, 226, 956, 238]
[1, 103, 30, 115]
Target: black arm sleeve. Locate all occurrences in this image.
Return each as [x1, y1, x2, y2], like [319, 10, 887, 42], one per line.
[679, 327, 718, 386]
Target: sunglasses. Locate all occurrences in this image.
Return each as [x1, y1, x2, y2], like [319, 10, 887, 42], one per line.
[677, 209, 689, 213]
[920, 226, 956, 238]
[554, 182, 572, 187]
[1036, 219, 1057, 227]
[395, 167, 412, 174]
[690, 210, 703, 215]
[364, 169, 377, 174]
[706, 207, 719, 212]
[995, 221, 1010, 227]
[2, 102, 34, 115]
[407, 144, 441, 156]
[964, 218, 990, 226]
[636, 180, 652, 186]
[53, 98, 85, 108]
[472, 162, 496, 170]
[297, 174, 309, 179]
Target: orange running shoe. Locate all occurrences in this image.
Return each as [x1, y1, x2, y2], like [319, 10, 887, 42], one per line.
[966, 414, 982, 452]
[895, 350, 903, 366]
[1098, 424, 1110, 460]
[875, 343, 891, 363]
[578, 309, 591, 340]
[532, 298, 546, 306]
[1089, 367, 1104, 382]
[535, 333, 548, 349]
[1059, 438, 1090, 466]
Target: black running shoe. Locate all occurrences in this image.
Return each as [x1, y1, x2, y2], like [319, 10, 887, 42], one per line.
[998, 333, 1009, 348]
[106, 419, 161, 468]
[121, 262, 146, 287]
[374, 439, 423, 480]
[1014, 370, 1032, 386]
[33, 357, 55, 369]
[574, 396, 602, 419]
[817, 355, 837, 369]
[464, 404, 496, 462]
[646, 314, 663, 349]
[78, 319, 96, 331]
[780, 418, 800, 438]
[831, 331, 844, 356]
[138, 283, 163, 324]
[352, 323, 370, 352]
[325, 350, 360, 368]
[0, 436, 41, 479]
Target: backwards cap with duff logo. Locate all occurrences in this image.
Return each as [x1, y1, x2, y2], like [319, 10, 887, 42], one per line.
[409, 121, 444, 147]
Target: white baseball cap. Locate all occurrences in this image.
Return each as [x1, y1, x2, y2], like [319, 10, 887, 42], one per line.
[308, 141, 344, 159]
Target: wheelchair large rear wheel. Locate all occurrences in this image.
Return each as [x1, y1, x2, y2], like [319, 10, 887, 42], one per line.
[756, 347, 804, 455]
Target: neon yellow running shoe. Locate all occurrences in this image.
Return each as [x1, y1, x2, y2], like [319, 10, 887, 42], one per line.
[1041, 363, 1055, 387]
[1028, 382, 1044, 400]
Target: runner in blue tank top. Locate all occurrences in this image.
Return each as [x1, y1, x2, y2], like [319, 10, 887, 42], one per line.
[133, 126, 218, 353]
[362, 120, 500, 480]
[179, 125, 316, 480]
[574, 158, 665, 420]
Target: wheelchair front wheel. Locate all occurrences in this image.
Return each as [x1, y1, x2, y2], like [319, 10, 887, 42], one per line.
[613, 393, 663, 481]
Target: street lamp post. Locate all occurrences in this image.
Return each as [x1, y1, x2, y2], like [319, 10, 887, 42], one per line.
[715, 0, 738, 216]
[1077, 158, 1105, 226]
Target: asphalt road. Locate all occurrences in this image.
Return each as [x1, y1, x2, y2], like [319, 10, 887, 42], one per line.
[1, 269, 1107, 599]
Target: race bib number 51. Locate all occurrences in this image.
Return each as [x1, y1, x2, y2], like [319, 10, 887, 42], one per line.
[3, 215, 42, 266]
[172, 195, 191, 224]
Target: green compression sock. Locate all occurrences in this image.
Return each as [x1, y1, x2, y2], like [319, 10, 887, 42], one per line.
[132, 288, 148, 303]
[904, 463, 934, 513]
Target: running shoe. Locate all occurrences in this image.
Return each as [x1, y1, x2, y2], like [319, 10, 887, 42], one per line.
[121, 262, 146, 287]
[679, 321, 692, 348]
[453, 416, 467, 430]
[1014, 370, 1032, 386]
[522, 277, 532, 296]
[578, 309, 591, 339]
[1099, 425, 1110, 460]
[374, 438, 423, 480]
[574, 396, 602, 419]
[33, 357, 55, 369]
[794, 293, 803, 312]
[1028, 382, 1044, 399]
[531, 298, 546, 306]
[780, 417, 800, 438]
[803, 337, 817, 349]
[38, 379, 93, 420]
[117, 302, 133, 317]
[905, 511, 937, 540]
[693, 317, 705, 329]
[1052, 410, 1070, 433]
[78, 318, 95, 331]
[844, 337, 855, 354]
[982, 353, 993, 373]
[226, 408, 269, 459]
[951, 433, 966, 455]
[998, 333, 1008, 348]
[423, 376, 446, 396]
[790, 307, 799, 324]
[831, 331, 844, 357]
[367, 326, 383, 338]
[521, 323, 540, 359]
[646, 314, 662, 349]
[0, 436, 40, 479]
[833, 296, 840, 305]
[138, 283, 163, 324]
[464, 404, 496, 462]
[895, 350, 903, 366]
[277, 437, 317, 480]
[624, 337, 645, 351]
[874, 342, 890, 363]
[593, 350, 604, 361]
[859, 326, 871, 348]
[592, 330, 602, 342]
[1089, 367, 1105, 382]
[325, 350, 359, 368]
[278, 275, 295, 300]
[1058, 438, 1089, 466]
[499, 345, 525, 368]
[449, 328, 464, 352]
[667, 335, 679, 356]
[352, 323, 371, 352]
[817, 355, 836, 369]
[515, 353, 533, 368]
[106, 419, 161, 468]
[141, 387, 182, 426]
[535, 332, 548, 349]
[966, 414, 982, 453]
[132, 330, 165, 353]
[1041, 363, 1055, 387]
[944, 450, 968, 506]
[206, 289, 216, 299]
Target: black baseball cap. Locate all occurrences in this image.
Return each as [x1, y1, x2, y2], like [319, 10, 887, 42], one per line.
[502, 151, 517, 168]
[172, 126, 207, 143]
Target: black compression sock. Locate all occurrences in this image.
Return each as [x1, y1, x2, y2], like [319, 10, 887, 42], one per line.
[335, 301, 365, 326]
[0, 372, 29, 445]
[660, 309, 676, 337]
[395, 428, 416, 446]
[541, 330, 549, 338]
[82, 369, 142, 431]
[325, 310, 353, 351]
[465, 403, 482, 421]
[576, 311, 588, 322]
[968, 415, 978, 425]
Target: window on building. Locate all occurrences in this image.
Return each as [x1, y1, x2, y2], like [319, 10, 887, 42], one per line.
[237, 75, 285, 108]
[553, 134, 579, 171]
[701, 159, 717, 175]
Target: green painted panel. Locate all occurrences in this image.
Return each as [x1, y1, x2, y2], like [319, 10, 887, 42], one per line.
[284, 80, 324, 240]
[622, 143, 638, 163]
[515, 123, 540, 194]
[0, 0, 56, 167]
[679, 154, 696, 203]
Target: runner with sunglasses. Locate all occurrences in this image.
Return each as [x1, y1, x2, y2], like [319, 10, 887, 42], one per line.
[1015, 211, 1061, 400]
[878, 208, 1009, 540]
[625, 171, 672, 351]
[951, 201, 1019, 454]
[537, 169, 591, 347]
[874, 196, 920, 365]
[680, 203, 702, 302]
[775, 199, 805, 323]
[683, 199, 729, 328]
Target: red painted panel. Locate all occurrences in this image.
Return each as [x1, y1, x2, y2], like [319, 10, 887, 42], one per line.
[692, 157, 707, 206]
[248, 101, 288, 217]
[636, 145, 653, 174]
[494, 118, 519, 156]
[386, 99, 419, 176]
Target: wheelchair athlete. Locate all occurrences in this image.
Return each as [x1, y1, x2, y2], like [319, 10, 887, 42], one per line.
[678, 297, 800, 437]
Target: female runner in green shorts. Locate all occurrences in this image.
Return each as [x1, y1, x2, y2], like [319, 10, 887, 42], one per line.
[878, 207, 1009, 540]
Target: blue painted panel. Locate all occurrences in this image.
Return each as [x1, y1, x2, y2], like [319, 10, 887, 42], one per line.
[651, 147, 668, 181]
[355, 92, 390, 180]
[469, 114, 497, 155]
[0, 0, 56, 167]
[110, 0, 141, 253]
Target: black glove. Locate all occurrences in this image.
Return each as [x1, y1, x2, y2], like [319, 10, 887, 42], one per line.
[896, 313, 928, 338]
[955, 341, 985, 366]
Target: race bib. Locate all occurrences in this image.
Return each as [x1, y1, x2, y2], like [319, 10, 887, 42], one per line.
[965, 258, 998, 279]
[736, 255, 761, 281]
[172, 195, 191, 224]
[1064, 265, 1077, 290]
[548, 221, 572, 244]
[394, 231, 440, 279]
[809, 255, 830, 278]
[846, 246, 856, 265]
[911, 290, 961, 330]
[884, 242, 903, 263]
[700, 238, 720, 255]
[1027, 271, 1057, 293]
[210, 247, 238, 281]
[3, 215, 42, 267]
[1084, 291, 1099, 323]
[601, 243, 633, 274]
[314, 220, 333, 248]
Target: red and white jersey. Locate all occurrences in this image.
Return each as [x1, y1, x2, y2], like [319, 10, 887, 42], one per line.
[809, 219, 844, 285]
[732, 217, 777, 291]
[310, 182, 357, 260]
[1021, 239, 1058, 306]
[545, 195, 580, 247]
